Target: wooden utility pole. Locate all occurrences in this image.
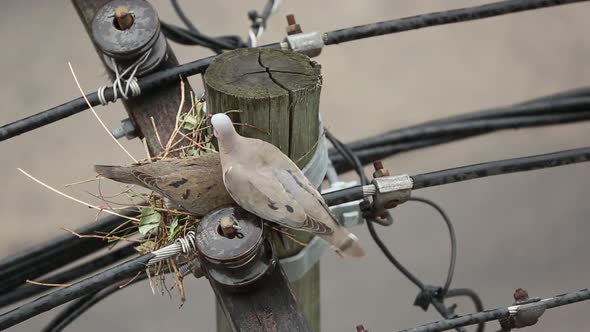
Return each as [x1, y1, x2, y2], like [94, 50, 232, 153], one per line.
[204, 47, 323, 331]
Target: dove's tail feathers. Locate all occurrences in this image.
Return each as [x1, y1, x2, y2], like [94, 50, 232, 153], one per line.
[322, 227, 366, 258]
[94, 165, 137, 185]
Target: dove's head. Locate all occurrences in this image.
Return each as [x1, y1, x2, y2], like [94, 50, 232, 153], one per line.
[211, 113, 237, 141]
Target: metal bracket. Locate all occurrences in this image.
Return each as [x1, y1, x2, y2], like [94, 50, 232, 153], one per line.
[279, 180, 363, 282]
[279, 236, 328, 282]
[281, 31, 324, 58]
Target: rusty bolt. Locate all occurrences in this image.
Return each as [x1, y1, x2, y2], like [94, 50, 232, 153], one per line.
[356, 324, 368, 332]
[514, 288, 529, 303]
[383, 200, 399, 209]
[219, 216, 237, 237]
[359, 200, 371, 211]
[373, 160, 384, 170]
[114, 5, 134, 30]
[286, 14, 302, 35]
[372, 160, 390, 178]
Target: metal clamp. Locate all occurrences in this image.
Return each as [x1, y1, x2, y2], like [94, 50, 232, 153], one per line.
[281, 31, 324, 58]
[500, 289, 547, 331]
[372, 174, 413, 210]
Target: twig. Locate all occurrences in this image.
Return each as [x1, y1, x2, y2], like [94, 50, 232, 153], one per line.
[150, 116, 165, 150]
[64, 177, 100, 187]
[119, 271, 142, 289]
[143, 138, 152, 162]
[61, 227, 143, 243]
[17, 168, 140, 222]
[67, 62, 138, 163]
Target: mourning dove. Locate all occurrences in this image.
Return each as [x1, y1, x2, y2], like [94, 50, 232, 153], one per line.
[94, 153, 234, 216]
[211, 113, 365, 258]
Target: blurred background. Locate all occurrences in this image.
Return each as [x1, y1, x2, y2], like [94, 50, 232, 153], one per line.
[1, 0, 590, 331]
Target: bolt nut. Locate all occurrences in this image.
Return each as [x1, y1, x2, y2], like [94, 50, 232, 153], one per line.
[514, 288, 529, 302]
[286, 14, 302, 35]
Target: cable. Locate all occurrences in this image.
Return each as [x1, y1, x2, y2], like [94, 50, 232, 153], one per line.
[41, 273, 147, 332]
[411, 145, 590, 189]
[343, 96, 590, 152]
[170, 0, 199, 33]
[408, 197, 456, 296]
[330, 110, 590, 172]
[161, 22, 246, 53]
[0, 243, 137, 308]
[0, 253, 154, 330]
[399, 288, 590, 332]
[324, 0, 589, 45]
[0, 210, 138, 295]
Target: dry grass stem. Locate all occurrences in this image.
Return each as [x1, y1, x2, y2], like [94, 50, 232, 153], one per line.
[62, 227, 143, 243]
[26, 280, 72, 287]
[64, 177, 100, 187]
[67, 62, 138, 163]
[150, 116, 165, 150]
[18, 168, 140, 222]
[119, 271, 142, 289]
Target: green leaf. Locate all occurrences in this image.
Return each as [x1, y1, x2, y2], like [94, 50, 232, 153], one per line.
[196, 102, 203, 114]
[186, 149, 198, 156]
[134, 240, 156, 254]
[180, 113, 198, 130]
[168, 217, 180, 241]
[138, 208, 161, 235]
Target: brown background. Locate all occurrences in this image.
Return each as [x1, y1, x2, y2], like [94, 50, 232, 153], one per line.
[1, 1, 589, 331]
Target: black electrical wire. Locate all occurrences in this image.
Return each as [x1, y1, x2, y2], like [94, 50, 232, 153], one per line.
[331, 137, 478, 174]
[399, 288, 590, 332]
[164, 0, 248, 53]
[0, 210, 138, 295]
[170, 0, 199, 33]
[41, 273, 148, 332]
[0, 253, 153, 330]
[343, 96, 590, 153]
[0, 243, 137, 308]
[324, 0, 589, 45]
[328, 145, 590, 204]
[161, 22, 246, 53]
[411, 145, 590, 189]
[330, 110, 590, 172]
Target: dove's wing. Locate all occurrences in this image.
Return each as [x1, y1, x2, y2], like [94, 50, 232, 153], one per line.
[223, 164, 333, 235]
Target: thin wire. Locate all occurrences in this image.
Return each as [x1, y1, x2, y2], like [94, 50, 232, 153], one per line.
[248, 0, 281, 47]
[408, 197, 456, 296]
[171, 0, 200, 33]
